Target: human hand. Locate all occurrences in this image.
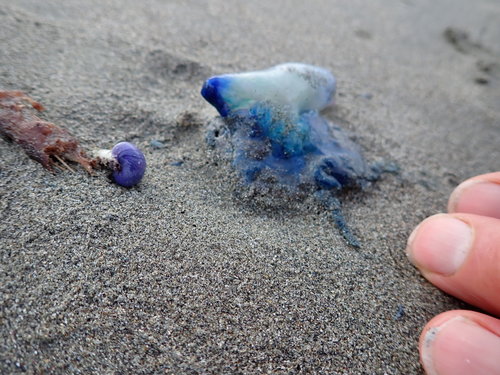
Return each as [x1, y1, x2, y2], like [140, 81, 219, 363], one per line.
[406, 172, 500, 375]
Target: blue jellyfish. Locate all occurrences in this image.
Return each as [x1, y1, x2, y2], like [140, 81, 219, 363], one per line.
[201, 63, 389, 247]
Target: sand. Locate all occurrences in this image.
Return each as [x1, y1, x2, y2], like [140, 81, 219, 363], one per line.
[1, 1, 499, 374]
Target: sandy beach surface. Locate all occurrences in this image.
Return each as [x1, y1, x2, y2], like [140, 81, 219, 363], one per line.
[1, 1, 499, 374]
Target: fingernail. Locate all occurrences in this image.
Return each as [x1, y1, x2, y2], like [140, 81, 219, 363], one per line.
[422, 316, 500, 375]
[449, 180, 500, 219]
[406, 215, 473, 276]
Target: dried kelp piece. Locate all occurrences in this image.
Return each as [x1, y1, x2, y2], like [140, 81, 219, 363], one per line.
[0, 91, 93, 173]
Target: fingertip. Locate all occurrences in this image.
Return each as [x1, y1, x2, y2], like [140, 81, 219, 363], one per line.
[420, 311, 500, 375]
[407, 213, 500, 315]
[448, 172, 500, 219]
[447, 178, 473, 213]
[406, 214, 473, 276]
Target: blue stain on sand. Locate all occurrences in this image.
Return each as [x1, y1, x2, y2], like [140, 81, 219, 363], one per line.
[201, 63, 394, 247]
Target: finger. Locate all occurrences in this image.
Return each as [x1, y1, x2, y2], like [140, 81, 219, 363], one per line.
[407, 213, 500, 316]
[419, 310, 500, 375]
[448, 172, 500, 219]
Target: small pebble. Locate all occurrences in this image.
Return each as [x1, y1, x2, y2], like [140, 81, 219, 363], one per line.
[394, 305, 405, 320]
[150, 140, 166, 149]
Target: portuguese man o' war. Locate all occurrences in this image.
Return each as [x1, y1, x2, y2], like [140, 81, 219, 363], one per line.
[201, 63, 389, 247]
[201, 63, 336, 118]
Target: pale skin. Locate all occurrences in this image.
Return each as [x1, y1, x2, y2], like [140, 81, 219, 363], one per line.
[406, 172, 500, 375]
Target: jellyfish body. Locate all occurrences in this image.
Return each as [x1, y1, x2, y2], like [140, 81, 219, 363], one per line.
[201, 63, 336, 117]
[201, 63, 371, 194]
[200, 63, 387, 247]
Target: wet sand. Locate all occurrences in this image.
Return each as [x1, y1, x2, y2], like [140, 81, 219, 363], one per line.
[1, 1, 499, 374]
